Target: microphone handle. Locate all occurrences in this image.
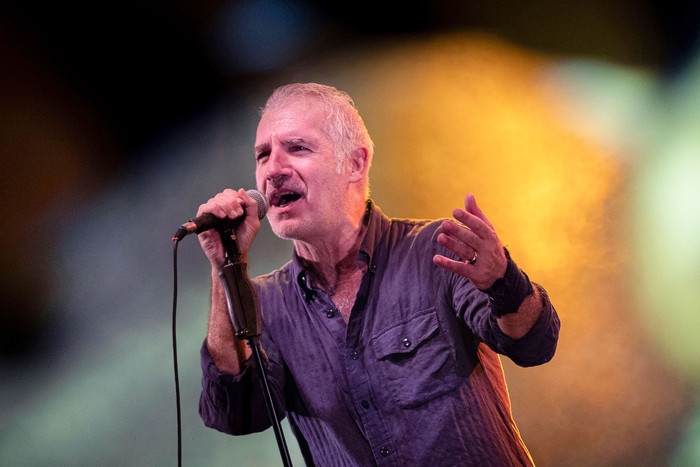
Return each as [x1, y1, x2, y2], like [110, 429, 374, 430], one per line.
[171, 189, 267, 242]
[172, 213, 242, 241]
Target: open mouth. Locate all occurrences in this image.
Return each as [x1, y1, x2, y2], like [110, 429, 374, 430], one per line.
[269, 191, 303, 208]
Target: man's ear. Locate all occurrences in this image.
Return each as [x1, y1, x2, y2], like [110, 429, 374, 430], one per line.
[348, 147, 370, 183]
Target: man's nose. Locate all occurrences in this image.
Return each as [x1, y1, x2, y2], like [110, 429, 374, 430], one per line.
[265, 150, 291, 181]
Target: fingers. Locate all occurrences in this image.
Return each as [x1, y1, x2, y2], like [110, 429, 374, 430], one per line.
[438, 195, 497, 263]
[451, 209, 490, 240]
[464, 193, 495, 231]
[437, 220, 479, 261]
[197, 188, 246, 220]
[434, 193, 507, 289]
[433, 253, 473, 275]
[438, 202, 493, 260]
[433, 250, 503, 290]
[195, 188, 262, 268]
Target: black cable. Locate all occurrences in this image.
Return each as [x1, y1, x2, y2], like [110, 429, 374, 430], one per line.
[171, 231, 291, 466]
[172, 239, 182, 466]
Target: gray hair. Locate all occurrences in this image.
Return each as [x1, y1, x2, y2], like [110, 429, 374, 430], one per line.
[260, 83, 374, 173]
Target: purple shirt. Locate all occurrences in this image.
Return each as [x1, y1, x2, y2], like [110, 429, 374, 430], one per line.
[200, 201, 560, 466]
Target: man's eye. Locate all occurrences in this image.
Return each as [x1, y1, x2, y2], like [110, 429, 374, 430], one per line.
[291, 145, 308, 152]
[256, 151, 270, 161]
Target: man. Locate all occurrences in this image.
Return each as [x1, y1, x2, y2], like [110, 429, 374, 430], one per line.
[196, 83, 560, 466]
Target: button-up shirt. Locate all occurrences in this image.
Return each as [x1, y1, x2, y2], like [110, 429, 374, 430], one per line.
[200, 201, 560, 466]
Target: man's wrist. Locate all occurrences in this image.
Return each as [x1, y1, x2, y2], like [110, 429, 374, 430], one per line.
[484, 248, 534, 318]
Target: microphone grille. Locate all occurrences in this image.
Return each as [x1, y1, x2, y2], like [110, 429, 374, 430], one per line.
[246, 189, 269, 219]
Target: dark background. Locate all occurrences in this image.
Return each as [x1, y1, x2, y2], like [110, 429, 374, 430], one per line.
[3, 0, 699, 162]
[2, 2, 699, 354]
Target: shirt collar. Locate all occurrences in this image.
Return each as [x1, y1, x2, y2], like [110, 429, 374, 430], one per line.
[357, 199, 389, 273]
[292, 199, 390, 303]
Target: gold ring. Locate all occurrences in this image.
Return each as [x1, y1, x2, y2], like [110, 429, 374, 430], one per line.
[467, 251, 478, 265]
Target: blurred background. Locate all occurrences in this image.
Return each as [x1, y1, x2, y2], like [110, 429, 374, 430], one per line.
[2, 1, 700, 465]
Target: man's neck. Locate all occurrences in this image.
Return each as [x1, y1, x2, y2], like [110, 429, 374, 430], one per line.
[294, 204, 367, 295]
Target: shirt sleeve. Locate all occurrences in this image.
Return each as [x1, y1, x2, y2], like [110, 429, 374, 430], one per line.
[448, 261, 560, 367]
[483, 283, 560, 367]
[198, 337, 287, 435]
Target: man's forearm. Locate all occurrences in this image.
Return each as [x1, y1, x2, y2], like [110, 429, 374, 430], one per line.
[496, 285, 543, 339]
[206, 269, 251, 374]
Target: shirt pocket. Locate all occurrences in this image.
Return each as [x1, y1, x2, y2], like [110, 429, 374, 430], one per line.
[371, 307, 461, 408]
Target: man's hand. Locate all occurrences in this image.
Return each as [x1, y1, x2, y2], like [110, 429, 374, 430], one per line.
[433, 194, 507, 290]
[197, 188, 262, 269]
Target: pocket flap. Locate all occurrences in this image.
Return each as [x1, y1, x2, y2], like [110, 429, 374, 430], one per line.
[372, 309, 439, 359]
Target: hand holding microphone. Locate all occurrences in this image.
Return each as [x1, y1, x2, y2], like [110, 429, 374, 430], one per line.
[173, 188, 268, 268]
[172, 189, 268, 240]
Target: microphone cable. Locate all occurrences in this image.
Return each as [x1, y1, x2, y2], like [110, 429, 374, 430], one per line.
[169, 192, 268, 467]
[172, 238, 183, 467]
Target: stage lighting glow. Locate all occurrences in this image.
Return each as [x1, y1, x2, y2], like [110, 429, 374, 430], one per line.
[634, 134, 700, 382]
[209, 0, 318, 73]
[3, 31, 698, 467]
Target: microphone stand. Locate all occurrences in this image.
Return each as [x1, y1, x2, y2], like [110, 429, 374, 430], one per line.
[217, 227, 293, 467]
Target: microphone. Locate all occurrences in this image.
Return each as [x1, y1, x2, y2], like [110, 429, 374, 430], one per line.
[172, 189, 268, 241]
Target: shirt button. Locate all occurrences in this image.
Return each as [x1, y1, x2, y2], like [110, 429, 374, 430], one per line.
[350, 351, 360, 360]
[361, 400, 370, 409]
[379, 447, 390, 457]
[326, 309, 336, 318]
[402, 337, 412, 348]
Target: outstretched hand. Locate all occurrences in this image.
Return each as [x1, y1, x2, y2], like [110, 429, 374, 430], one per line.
[433, 194, 507, 290]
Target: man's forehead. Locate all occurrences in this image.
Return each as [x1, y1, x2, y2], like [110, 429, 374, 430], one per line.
[256, 103, 325, 141]
[263, 97, 322, 122]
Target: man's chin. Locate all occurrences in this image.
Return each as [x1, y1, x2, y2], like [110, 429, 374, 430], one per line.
[269, 218, 306, 241]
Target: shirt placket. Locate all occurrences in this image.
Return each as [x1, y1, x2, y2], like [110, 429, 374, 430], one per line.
[344, 263, 398, 466]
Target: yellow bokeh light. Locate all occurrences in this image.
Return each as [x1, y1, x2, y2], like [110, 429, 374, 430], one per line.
[285, 32, 693, 465]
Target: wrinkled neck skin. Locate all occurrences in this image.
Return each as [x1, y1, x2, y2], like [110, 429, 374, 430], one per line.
[294, 200, 367, 295]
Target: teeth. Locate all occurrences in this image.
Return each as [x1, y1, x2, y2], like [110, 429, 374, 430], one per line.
[270, 191, 300, 207]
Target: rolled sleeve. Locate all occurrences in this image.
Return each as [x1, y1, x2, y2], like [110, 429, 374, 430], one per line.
[488, 284, 560, 366]
[199, 340, 286, 435]
[454, 274, 560, 367]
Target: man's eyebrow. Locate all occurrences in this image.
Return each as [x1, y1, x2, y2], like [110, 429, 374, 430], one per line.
[255, 137, 314, 154]
[284, 137, 312, 146]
